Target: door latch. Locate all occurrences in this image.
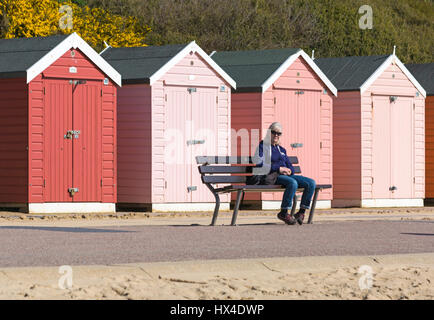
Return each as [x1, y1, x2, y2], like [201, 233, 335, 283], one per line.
[69, 80, 87, 85]
[389, 186, 397, 191]
[290, 143, 303, 148]
[64, 130, 80, 139]
[187, 186, 197, 192]
[68, 187, 79, 197]
[71, 130, 80, 139]
[187, 88, 197, 94]
[187, 139, 205, 146]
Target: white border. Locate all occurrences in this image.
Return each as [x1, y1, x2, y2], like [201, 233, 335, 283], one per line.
[262, 200, 331, 210]
[261, 49, 338, 96]
[360, 199, 424, 208]
[149, 41, 236, 89]
[331, 198, 424, 208]
[152, 202, 230, 212]
[26, 33, 122, 86]
[28, 203, 116, 214]
[360, 54, 426, 98]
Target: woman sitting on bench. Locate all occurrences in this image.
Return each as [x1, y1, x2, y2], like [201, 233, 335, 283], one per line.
[252, 122, 316, 225]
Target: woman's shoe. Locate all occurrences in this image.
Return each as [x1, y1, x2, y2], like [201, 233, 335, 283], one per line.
[277, 211, 296, 225]
[294, 211, 305, 225]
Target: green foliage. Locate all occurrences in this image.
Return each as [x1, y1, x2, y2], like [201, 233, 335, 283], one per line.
[310, 0, 433, 63]
[3, 0, 432, 63]
[86, 0, 432, 63]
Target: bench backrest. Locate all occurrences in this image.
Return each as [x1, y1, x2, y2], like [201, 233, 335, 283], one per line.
[196, 156, 301, 185]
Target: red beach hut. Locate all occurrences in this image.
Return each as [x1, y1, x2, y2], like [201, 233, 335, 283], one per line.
[0, 33, 121, 213]
[211, 48, 337, 210]
[406, 63, 434, 202]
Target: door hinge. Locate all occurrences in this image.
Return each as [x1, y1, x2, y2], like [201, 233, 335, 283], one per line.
[43, 179, 46, 188]
[165, 180, 167, 189]
[274, 97, 276, 104]
[101, 179, 103, 187]
[101, 89, 103, 97]
[216, 96, 218, 103]
[413, 177, 416, 184]
[371, 177, 374, 184]
[187, 186, 197, 192]
[320, 142, 322, 149]
[43, 87, 45, 95]
[165, 94, 167, 102]
[320, 99, 322, 106]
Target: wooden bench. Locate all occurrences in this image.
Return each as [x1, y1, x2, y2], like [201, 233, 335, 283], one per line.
[196, 156, 332, 226]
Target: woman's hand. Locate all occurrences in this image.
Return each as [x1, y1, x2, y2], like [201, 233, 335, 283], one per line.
[279, 167, 292, 175]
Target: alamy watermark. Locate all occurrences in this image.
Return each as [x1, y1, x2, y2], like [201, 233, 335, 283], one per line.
[164, 121, 273, 175]
[59, 5, 73, 30]
[359, 5, 373, 30]
[58, 265, 73, 289]
[358, 265, 374, 290]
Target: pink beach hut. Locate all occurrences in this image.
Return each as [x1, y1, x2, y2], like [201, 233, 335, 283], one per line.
[316, 53, 427, 207]
[102, 42, 236, 212]
[211, 48, 337, 210]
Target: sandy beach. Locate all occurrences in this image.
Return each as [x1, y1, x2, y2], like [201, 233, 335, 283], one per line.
[0, 253, 432, 300]
[0, 207, 433, 300]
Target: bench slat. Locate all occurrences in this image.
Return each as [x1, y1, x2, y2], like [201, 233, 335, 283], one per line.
[228, 184, 332, 190]
[292, 166, 301, 174]
[199, 166, 250, 174]
[199, 166, 301, 174]
[196, 155, 299, 165]
[202, 176, 247, 184]
[196, 156, 252, 165]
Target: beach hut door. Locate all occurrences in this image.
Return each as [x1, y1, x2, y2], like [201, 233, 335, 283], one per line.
[274, 89, 321, 181]
[44, 79, 102, 202]
[372, 95, 414, 199]
[164, 86, 218, 203]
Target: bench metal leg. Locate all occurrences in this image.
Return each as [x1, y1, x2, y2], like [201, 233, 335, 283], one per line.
[239, 191, 246, 210]
[210, 193, 220, 226]
[205, 183, 220, 226]
[307, 188, 320, 224]
[290, 194, 298, 216]
[231, 189, 243, 226]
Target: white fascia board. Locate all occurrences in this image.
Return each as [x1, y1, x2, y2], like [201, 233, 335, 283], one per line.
[394, 56, 427, 98]
[260, 50, 300, 93]
[359, 55, 394, 95]
[149, 41, 237, 89]
[360, 54, 426, 97]
[299, 50, 338, 96]
[194, 44, 236, 89]
[261, 49, 338, 96]
[26, 33, 122, 86]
